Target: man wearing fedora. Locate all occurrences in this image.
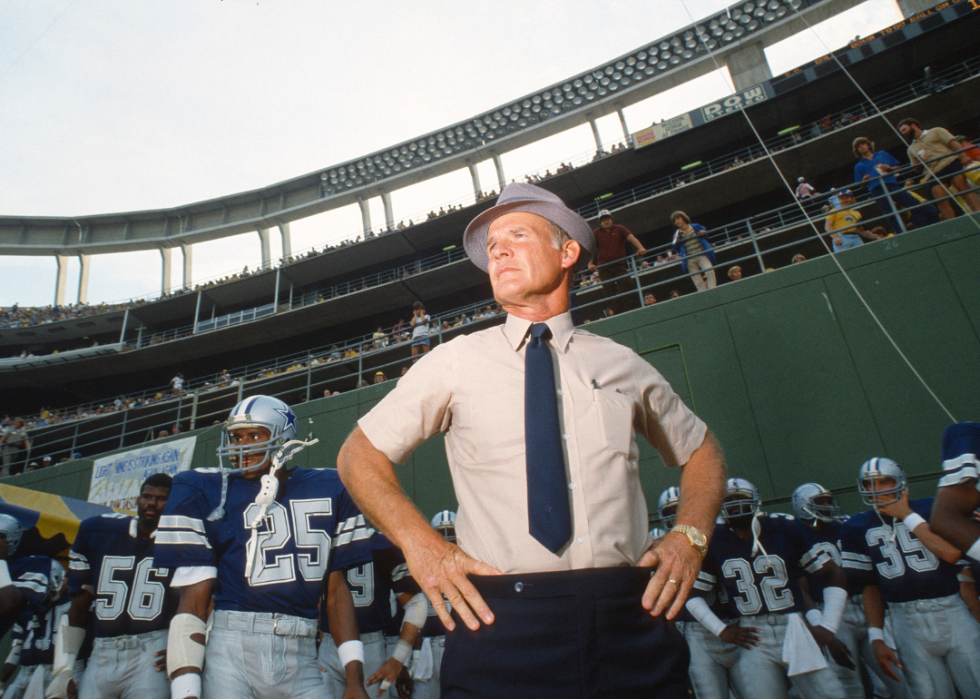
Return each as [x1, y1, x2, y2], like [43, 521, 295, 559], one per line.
[338, 182, 725, 699]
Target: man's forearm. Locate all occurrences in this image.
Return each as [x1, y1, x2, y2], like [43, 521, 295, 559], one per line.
[337, 427, 435, 556]
[674, 432, 725, 539]
[931, 482, 980, 552]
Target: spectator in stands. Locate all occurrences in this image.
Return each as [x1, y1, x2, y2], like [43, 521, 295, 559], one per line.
[374, 371, 386, 384]
[588, 210, 647, 317]
[795, 177, 817, 199]
[791, 253, 807, 264]
[410, 302, 432, 357]
[898, 117, 980, 220]
[170, 373, 184, 395]
[727, 266, 743, 281]
[825, 190, 884, 252]
[0, 418, 30, 477]
[852, 136, 936, 233]
[670, 211, 716, 292]
[643, 292, 656, 307]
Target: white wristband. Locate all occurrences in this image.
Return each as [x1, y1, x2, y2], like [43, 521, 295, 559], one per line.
[391, 638, 412, 665]
[0, 561, 12, 588]
[868, 627, 885, 643]
[805, 609, 823, 627]
[337, 640, 364, 668]
[685, 596, 728, 638]
[902, 513, 926, 532]
[170, 673, 201, 699]
[818, 586, 848, 635]
[966, 538, 980, 563]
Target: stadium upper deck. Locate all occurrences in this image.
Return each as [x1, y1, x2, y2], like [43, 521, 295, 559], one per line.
[2, 0, 979, 417]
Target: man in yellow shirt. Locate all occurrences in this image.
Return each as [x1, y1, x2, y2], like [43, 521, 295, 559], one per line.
[824, 190, 884, 252]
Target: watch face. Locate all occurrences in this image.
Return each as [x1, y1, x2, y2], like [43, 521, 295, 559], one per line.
[690, 529, 707, 546]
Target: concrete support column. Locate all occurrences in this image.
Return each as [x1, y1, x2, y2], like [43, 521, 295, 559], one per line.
[589, 117, 603, 152]
[160, 247, 173, 296]
[257, 227, 272, 270]
[380, 191, 394, 229]
[278, 222, 292, 259]
[55, 255, 69, 307]
[725, 41, 772, 92]
[357, 197, 372, 235]
[181, 243, 193, 290]
[467, 161, 482, 201]
[616, 108, 630, 144]
[490, 151, 506, 192]
[77, 254, 91, 305]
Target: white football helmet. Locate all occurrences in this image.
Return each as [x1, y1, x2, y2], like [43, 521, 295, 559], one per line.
[791, 483, 842, 523]
[857, 457, 906, 507]
[431, 510, 457, 542]
[216, 396, 298, 473]
[49, 561, 67, 594]
[0, 514, 22, 555]
[722, 477, 760, 523]
[657, 487, 681, 529]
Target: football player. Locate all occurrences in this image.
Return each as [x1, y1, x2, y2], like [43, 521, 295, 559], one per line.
[932, 423, 980, 568]
[0, 514, 56, 639]
[791, 483, 907, 699]
[660, 487, 754, 699]
[154, 396, 372, 699]
[47, 473, 176, 699]
[318, 531, 426, 698]
[687, 478, 850, 699]
[3, 563, 69, 699]
[841, 457, 980, 699]
[408, 511, 456, 699]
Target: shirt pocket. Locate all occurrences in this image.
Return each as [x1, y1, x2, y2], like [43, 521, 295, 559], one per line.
[593, 388, 635, 457]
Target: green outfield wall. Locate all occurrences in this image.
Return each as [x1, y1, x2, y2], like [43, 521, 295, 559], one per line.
[10, 216, 979, 522]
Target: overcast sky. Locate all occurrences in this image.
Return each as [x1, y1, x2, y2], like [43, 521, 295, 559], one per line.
[0, 0, 902, 308]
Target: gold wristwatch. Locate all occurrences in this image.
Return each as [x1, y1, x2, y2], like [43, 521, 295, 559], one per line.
[670, 524, 708, 557]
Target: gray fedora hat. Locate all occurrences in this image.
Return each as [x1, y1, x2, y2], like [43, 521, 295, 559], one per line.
[463, 183, 595, 272]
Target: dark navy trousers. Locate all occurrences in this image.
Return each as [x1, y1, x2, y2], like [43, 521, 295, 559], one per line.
[441, 567, 690, 699]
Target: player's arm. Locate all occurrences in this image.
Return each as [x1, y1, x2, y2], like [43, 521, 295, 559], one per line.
[879, 493, 961, 564]
[958, 566, 980, 623]
[931, 480, 980, 556]
[338, 426, 498, 632]
[861, 584, 903, 682]
[642, 431, 725, 619]
[167, 577, 212, 699]
[683, 572, 759, 649]
[804, 561, 855, 669]
[366, 591, 425, 696]
[46, 588, 92, 699]
[325, 570, 369, 699]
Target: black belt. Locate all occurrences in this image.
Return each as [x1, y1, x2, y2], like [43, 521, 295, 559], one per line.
[470, 567, 651, 600]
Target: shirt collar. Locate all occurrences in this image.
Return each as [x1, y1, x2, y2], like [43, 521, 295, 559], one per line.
[503, 311, 574, 353]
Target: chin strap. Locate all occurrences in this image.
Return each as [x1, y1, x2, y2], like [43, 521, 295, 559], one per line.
[243, 438, 319, 579]
[750, 512, 770, 558]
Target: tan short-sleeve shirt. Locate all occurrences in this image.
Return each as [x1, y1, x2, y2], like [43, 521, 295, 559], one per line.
[358, 312, 708, 574]
[907, 127, 957, 175]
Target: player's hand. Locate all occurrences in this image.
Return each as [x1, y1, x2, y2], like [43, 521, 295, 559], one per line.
[395, 667, 413, 699]
[367, 657, 404, 697]
[638, 531, 702, 619]
[154, 648, 167, 674]
[871, 638, 903, 682]
[809, 626, 855, 671]
[67, 680, 78, 699]
[403, 533, 500, 632]
[719, 624, 760, 649]
[588, 262, 597, 272]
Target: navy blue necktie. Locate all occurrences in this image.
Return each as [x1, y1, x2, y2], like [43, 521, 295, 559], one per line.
[525, 323, 571, 554]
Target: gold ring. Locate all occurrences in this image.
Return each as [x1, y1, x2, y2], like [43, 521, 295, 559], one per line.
[667, 579, 678, 585]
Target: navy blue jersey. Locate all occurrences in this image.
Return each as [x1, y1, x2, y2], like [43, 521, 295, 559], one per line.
[701, 514, 825, 617]
[1, 556, 54, 638]
[155, 468, 371, 619]
[321, 532, 421, 635]
[793, 518, 862, 599]
[841, 497, 959, 603]
[70, 514, 177, 638]
[16, 598, 69, 666]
